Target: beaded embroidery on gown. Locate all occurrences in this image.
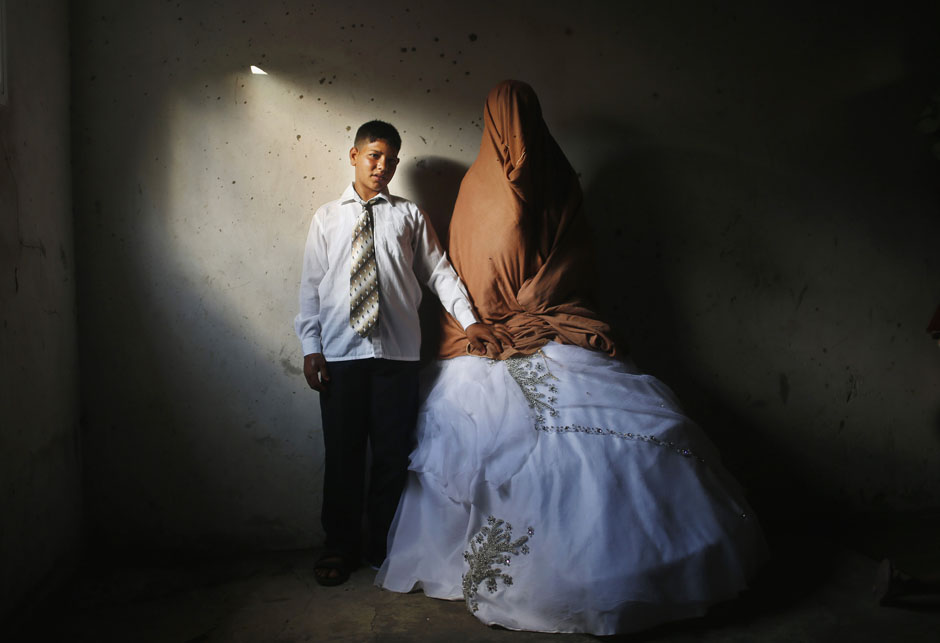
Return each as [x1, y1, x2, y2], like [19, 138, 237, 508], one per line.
[375, 342, 767, 635]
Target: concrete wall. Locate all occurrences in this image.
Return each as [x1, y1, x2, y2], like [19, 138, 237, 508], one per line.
[0, 0, 81, 619]
[70, 1, 940, 550]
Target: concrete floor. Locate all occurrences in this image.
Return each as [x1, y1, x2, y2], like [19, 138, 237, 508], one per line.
[5, 517, 940, 642]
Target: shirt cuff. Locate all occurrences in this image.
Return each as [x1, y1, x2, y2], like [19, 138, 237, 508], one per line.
[302, 336, 322, 356]
[453, 301, 478, 331]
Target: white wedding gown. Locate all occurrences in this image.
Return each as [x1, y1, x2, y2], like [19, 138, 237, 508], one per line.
[375, 343, 766, 635]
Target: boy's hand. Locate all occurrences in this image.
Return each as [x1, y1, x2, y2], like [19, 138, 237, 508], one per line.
[465, 322, 511, 354]
[303, 353, 331, 392]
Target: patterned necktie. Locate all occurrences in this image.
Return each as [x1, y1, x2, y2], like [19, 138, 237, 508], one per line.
[350, 199, 380, 337]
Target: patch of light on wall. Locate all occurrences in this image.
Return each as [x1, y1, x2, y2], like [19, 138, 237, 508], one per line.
[250, 65, 268, 75]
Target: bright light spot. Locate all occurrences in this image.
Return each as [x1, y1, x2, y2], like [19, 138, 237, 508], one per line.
[250, 65, 268, 75]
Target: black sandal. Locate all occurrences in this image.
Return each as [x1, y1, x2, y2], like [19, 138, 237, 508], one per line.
[314, 553, 351, 587]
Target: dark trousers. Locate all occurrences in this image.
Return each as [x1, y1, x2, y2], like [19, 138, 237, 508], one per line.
[318, 358, 419, 565]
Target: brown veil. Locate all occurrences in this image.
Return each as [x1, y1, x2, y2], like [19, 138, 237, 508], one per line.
[439, 80, 619, 360]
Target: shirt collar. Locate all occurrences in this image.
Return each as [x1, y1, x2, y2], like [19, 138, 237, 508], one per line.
[340, 183, 390, 207]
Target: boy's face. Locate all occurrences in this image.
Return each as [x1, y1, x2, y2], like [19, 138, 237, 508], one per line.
[350, 138, 400, 201]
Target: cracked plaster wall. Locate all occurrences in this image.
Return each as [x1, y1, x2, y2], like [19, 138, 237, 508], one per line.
[69, 1, 940, 551]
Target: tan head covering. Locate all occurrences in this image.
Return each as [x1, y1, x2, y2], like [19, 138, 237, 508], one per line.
[439, 80, 619, 360]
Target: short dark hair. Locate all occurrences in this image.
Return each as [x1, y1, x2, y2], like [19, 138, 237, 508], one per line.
[354, 120, 401, 151]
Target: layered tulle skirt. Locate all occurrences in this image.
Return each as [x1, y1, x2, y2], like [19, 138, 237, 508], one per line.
[375, 343, 766, 634]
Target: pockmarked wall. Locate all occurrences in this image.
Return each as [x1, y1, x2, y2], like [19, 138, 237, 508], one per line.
[71, 1, 940, 550]
[0, 0, 81, 619]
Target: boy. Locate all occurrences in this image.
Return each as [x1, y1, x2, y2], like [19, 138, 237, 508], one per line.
[294, 120, 502, 586]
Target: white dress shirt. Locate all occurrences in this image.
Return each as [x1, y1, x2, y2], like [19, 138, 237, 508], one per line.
[294, 184, 477, 361]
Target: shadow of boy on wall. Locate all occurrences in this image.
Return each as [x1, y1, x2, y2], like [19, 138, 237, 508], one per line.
[402, 155, 469, 363]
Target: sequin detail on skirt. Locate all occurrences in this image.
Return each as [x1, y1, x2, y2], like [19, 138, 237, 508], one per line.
[502, 352, 706, 463]
[538, 423, 706, 463]
[462, 516, 533, 613]
[503, 351, 559, 429]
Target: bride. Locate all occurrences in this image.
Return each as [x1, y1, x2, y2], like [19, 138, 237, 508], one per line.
[375, 80, 766, 635]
